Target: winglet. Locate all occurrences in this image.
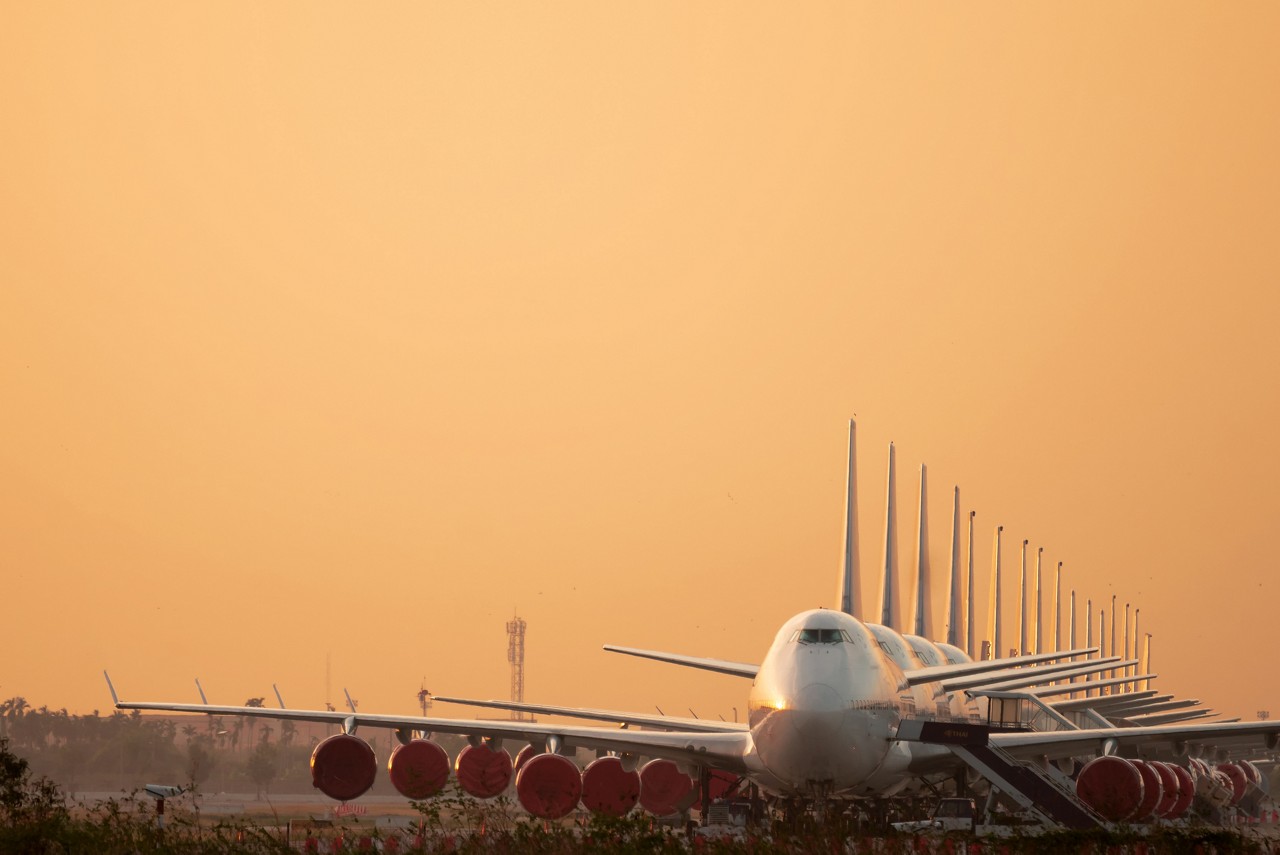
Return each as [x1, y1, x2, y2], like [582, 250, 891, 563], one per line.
[103, 670, 120, 706]
[195, 678, 208, 705]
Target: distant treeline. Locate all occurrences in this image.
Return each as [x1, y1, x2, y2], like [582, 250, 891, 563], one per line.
[0, 696, 471, 797]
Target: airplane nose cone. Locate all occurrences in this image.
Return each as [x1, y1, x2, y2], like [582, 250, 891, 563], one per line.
[789, 682, 844, 742]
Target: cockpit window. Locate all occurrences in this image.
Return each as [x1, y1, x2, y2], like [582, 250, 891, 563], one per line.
[789, 628, 852, 644]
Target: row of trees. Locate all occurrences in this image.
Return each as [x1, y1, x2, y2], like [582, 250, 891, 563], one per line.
[1, 695, 469, 799]
[2, 695, 300, 798]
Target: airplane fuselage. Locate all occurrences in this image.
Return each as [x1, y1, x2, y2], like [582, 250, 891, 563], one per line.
[746, 609, 946, 796]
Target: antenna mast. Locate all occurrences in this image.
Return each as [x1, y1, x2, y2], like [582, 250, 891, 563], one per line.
[506, 614, 529, 721]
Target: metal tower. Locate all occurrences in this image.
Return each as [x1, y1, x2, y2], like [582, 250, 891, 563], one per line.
[506, 614, 528, 721]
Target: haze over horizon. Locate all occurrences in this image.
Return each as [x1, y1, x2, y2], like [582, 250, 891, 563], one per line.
[3, 4, 1279, 724]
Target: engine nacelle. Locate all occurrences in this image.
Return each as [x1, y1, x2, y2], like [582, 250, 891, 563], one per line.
[1243, 760, 1268, 794]
[454, 744, 513, 799]
[515, 753, 582, 819]
[514, 744, 538, 776]
[1129, 760, 1163, 821]
[311, 733, 377, 802]
[387, 739, 450, 799]
[638, 759, 694, 816]
[1217, 762, 1248, 805]
[580, 756, 640, 817]
[1151, 762, 1180, 818]
[1168, 764, 1196, 819]
[1075, 755, 1143, 822]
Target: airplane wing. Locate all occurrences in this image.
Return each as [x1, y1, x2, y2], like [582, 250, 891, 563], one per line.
[901, 647, 1100, 688]
[991, 719, 1280, 764]
[600, 643, 1104, 685]
[106, 675, 754, 773]
[601, 646, 759, 678]
[428, 695, 748, 733]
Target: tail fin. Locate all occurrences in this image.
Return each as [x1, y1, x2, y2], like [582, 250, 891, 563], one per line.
[946, 487, 961, 647]
[878, 443, 898, 628]
[838, 419, 860, 616]
[911, 464, 930, 637]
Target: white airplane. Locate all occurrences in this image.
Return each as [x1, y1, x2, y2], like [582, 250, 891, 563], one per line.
[106, 423, 1280, 823]
[105, 604, 1280, 824]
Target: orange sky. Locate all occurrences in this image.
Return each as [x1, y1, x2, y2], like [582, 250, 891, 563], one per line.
[3, 4, 1279, 725]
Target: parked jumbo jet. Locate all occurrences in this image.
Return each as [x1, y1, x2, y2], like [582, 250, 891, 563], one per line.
[106, 423, 1280, 822]
[105, 604, 1279, 822]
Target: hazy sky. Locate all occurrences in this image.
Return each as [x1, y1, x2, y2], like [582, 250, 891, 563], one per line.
[3, 4, 1279, 724]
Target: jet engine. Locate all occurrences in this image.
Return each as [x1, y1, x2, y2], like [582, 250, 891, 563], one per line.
[515, 753, 582, 820]
[1128, 760, 1163, 821]
[638, 759, 694, 816]
[579, 756, 640, 817]
[1216, 762, 1248, 805]
[1241, 759, 1265, 791]
[1168, 764, 1196, 818]
[311, 733, 378, 802]
[454, 744, 513, 798]
[387, 739, 450, 799]
[1150, 762, 1180, 819]
[1075, 755, 1144, 821]
[514, 743, 538, 776]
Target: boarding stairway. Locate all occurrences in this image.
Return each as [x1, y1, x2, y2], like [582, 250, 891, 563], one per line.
[950, 742, 1105, 829]
[896, 719, 1109, 830]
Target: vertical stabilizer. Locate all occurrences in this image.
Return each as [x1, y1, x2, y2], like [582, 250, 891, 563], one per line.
[1101, 609, 1110, 689]
[879, 443, 898, 629]
[965, 511, 976, 657]
[1034, 547, 1043, 655]
[911, 464, 930, 637]
[1132, 609, 1140, 680]
[1054, 562, 1063, 651]
[1086, 599, 1094, 696]
[1068, 589, 1077, 697]
[986, 526, 1003, 659]
[1143, 634, 1152, 692]
[1018, 541, 1029, 656]
[1110, 596, 1118, 682]
[1123, 604, 1131, 683]
[838, 420, 860, 617]
[946, 487, 961, 646]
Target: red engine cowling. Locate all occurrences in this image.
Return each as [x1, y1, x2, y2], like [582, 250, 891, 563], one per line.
[387, 740, 450, 799]
[1129, 760, 1163, 821]
[514, 744, 538, 776]
[1242, 760, 1264, 790]
[1151, 762, 1180, 818]
[454, 744, 513, 798]
[1217, 763, 1248, 804]
[515, 753, 582, 819]
[1168, 765, 1196, 819]
[311, 733, 378, 802]
[638, 759, 694, 816]
[1075, 755, 1143, 822]
[580, 756, 640, 817]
